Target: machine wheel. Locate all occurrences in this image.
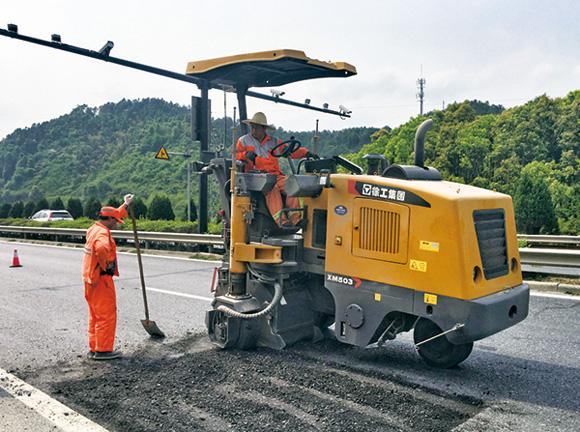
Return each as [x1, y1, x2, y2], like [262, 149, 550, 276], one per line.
[210, 311, 258, 350]
[413, 318, 473, 368]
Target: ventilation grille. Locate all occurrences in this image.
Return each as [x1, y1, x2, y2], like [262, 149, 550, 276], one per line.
[352, 199, 408, 263]
[473, 209, 508, 279]
[359, 207, 400, 254]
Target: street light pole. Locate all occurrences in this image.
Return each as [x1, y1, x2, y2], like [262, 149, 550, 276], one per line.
[187, 158, 191, 222]
[167, 150, 192, 222]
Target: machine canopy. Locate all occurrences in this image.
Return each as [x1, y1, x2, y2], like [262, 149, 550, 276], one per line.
[186, 49, 356, 88]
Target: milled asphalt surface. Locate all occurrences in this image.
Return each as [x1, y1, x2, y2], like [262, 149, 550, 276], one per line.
[0, 239, 579, 431]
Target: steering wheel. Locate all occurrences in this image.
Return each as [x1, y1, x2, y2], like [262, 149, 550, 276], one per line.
[271, 138, 302, 158]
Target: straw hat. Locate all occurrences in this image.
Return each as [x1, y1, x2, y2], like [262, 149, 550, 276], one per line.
[242, 112, 274, 129]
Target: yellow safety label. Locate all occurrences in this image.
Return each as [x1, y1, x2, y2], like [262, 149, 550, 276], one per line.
[155, 146, 170, 160]
[374, 293, 382, 302]
[419, 240, 440, 252]
[410, 259, 428, 272]
[424, 293, 438, 305]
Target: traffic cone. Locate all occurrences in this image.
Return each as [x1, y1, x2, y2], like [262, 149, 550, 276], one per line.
[10, 249, 22, 268]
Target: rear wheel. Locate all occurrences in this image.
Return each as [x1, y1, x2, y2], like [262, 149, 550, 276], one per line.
[413, 318, 473, 368]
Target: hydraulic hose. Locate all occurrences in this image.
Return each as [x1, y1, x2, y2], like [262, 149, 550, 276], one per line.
[216, 282, 283, 320]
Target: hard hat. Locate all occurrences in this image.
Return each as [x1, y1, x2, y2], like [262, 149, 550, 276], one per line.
[242, 112, 274, 129]
[99, 206, 124, 223]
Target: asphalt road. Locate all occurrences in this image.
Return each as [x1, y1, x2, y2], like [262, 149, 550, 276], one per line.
[0, 240, 579, 431]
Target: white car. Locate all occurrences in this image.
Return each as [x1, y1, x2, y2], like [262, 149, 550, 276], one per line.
[30, 209, 74, 222]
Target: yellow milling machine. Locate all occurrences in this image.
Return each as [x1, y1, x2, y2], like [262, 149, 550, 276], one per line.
[188, 50, 530, 368]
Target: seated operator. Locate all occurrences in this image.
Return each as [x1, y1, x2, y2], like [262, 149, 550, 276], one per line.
[236, 112, 318, 226]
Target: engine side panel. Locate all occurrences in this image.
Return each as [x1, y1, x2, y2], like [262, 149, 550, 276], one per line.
[323, 174, 523, 301]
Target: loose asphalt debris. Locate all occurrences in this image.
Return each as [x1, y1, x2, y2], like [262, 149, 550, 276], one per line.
[21, 333, 484, 432]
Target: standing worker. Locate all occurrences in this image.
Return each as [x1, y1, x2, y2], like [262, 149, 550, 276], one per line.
[82, 194, 134, 360]
[236, 112, 318, 226]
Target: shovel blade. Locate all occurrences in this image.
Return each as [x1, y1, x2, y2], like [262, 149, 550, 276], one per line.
[141, 319, 165, 338]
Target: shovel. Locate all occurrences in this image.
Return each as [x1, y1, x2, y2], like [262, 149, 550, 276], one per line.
[129, 205, 165, 338]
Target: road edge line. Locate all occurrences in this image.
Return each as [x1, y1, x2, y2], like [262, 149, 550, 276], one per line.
[0, 367, 110, 432]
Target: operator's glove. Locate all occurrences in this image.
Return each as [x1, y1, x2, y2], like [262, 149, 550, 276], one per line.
[123, 194, 134, 206]
[246, 151, 257, 163]
[305, 151, 320, 160]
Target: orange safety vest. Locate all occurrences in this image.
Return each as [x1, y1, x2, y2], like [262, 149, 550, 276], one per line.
[236, 133, 308, 175]
[82, 205, 127, 284]
[82, 222, 118, 285]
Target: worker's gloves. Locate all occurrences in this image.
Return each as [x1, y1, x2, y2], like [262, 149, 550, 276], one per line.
[124, 194, 134, 206]
[246, 151, 257, 163]
[306, 151, 320, 160]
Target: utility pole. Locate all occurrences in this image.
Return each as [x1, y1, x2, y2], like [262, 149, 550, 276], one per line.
[417, 66, 426, 115]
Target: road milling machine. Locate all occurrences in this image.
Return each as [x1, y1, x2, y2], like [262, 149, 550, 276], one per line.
[198, 52, 530, 369]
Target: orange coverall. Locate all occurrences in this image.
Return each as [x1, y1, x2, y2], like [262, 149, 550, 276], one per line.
[236, 133, 308, 225]
[82, 205, 127, 352]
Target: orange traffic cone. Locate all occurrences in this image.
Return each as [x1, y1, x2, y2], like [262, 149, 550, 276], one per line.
[10, 249, 22, 268]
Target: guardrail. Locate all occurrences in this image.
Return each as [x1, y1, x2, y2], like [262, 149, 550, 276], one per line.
[517, 234, 580, 247]
[519, 248, 580, 277]
[0, 225, 223, 246]
[1, 226, 578, 275]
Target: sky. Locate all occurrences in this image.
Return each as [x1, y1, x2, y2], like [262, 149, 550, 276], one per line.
[0, 0, 579, 139]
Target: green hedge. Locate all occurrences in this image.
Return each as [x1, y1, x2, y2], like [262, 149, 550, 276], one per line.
[0, 218, 222, 235]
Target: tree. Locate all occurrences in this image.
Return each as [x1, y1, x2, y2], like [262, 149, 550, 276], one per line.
[23, 201, 35, 218]
[50, 197, 65, 209]
[0, 203, 11, 218]
[148, 195, 175, 220]
[131, 196, 148, 219]
[106, 196, 122, 207]
[84, 197, 102, 218]
[66, 198, 84, 219]
[34, 197, 50, 213]
[9, 201, 24, 218]
[513, 164, 558, 234]
[27, 185, 43, 202]
[182, 198, 198, 222]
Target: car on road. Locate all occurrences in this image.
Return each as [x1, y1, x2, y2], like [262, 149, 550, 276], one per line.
[30, 209, 74, 222]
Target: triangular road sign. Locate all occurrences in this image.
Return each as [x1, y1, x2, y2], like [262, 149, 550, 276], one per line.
[155, 146, 170, 160]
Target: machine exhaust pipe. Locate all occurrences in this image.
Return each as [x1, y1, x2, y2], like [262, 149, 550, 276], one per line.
[414, 119, 433, 168]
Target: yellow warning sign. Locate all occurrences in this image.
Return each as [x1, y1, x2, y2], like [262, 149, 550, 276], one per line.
[419, 240, 439, 252]
[155, 146, 170, 160]
[410, 259, 427, 272]
[424, 293, 438, 305]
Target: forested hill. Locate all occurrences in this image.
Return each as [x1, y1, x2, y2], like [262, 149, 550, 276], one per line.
[0, 98, 377, 207]
[350, 91, 579, 234]
[0, 93, 577, 234]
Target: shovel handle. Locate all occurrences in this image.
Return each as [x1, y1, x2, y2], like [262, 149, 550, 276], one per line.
[129, 205, 150, 321]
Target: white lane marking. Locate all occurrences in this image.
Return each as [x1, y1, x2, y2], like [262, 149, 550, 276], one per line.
[0, 239, 220, 263]
[146, 286, 213, 302]
[0, 367, 110, 432]
[530, 291, 580, 301]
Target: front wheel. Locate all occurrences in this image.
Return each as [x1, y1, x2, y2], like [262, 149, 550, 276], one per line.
[413, 318, 473, 368]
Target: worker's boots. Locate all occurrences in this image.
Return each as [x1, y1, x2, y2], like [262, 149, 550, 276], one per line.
[90, 350, 122, 361]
